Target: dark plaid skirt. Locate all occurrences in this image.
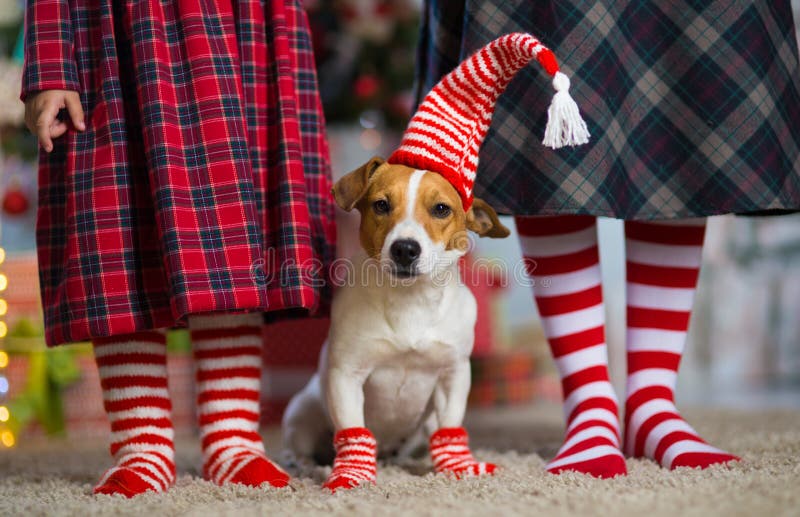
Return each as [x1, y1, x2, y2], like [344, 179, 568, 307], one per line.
[23, 0, 336, 346]
[416, 1, 800, 219]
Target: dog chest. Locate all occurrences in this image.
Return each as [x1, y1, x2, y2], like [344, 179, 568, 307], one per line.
[362, 365, 438, 447]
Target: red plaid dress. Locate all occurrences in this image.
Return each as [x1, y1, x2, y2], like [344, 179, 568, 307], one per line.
[22, 0, 336, 346]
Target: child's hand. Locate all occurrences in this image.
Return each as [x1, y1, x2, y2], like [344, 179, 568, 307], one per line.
[24, 90, 86, 153]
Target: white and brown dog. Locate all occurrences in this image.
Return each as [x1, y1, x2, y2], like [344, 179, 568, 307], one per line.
[282, 157, 509, 491]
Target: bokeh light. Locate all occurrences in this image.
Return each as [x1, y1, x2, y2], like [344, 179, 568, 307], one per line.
[0, 247, 5, 265]
[0, 376, 7, 394]
[0, 406, 8, 422]
[0, 322, 6, 339]
[0, 299, 6, 316]
[0, 351, 7, 368]
[0, 274, 7, 292]
[1, 431, 14, 448]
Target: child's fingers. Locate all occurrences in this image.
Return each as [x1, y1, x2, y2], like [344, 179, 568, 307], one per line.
[35, 102, 61, 153]
[50, 119, 69, 140]
[64, 92, 86, 131]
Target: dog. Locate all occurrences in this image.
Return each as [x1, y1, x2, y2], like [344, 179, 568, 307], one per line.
[282, 156, 509, 488]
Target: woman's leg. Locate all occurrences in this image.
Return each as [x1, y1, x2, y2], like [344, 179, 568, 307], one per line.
[623, 219, 739, 469]
[93, 330, 175, 497]
[189, 313, 289, 487]
[516, 215, 626, 478]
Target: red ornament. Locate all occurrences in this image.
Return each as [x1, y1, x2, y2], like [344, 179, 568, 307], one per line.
[353, 75, 381, 100]
[2, 187, 29, 216]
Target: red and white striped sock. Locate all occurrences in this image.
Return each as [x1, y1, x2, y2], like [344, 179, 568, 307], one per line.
[190, 313, 289, 488]
[429, 427, 496, 478]
[323, 427, 378, 492]
[93, 331, 176, 497]
[516, 215, 626, 478]
[624, 219, 739, 469]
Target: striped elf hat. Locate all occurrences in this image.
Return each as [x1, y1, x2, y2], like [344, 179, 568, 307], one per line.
[388, 32, 590, 210]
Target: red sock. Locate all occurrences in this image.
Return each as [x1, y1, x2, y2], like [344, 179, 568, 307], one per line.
[190, 313, 289, 488]
[323, 427, 378, 492]
[516, 215, 626, 478]
[93, 331, 176, 497]
[429, 427, 496, 478]
[624, 220, 739, 469]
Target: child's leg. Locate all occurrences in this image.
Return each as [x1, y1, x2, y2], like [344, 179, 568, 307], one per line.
[189, 313, 289, 488]
[516, 215, 626, 478]
[623, 219, 739, 469]
[93, 330, 175, 497]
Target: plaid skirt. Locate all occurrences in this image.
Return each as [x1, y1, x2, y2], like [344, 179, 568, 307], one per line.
[416, 1, 800, 219]
[22, 0, 336, 346]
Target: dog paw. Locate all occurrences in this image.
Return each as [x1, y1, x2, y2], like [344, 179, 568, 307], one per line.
[440, 461, 497, 479]
[323, 427, 377, 493]
[323, 473, 374, 492]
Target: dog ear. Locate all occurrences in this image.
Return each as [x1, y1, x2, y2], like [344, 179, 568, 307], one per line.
[466, 198, 510, 238]
[332, 156, 385, 211]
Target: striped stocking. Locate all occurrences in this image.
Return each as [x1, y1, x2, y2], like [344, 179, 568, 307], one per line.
[323, 427, 378, 492]
[93, 330, 176, 497]
[516, 215, 627, 478]
[190, 313, 289, 488]
[624, 219, 739, 469]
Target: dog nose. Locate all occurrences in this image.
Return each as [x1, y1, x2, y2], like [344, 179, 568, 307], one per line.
[390, 239, 421, 267]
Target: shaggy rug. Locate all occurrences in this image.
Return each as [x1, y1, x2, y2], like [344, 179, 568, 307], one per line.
[1, 404, 798, 517]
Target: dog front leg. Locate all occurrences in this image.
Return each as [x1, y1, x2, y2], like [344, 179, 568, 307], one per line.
[429, 359, 497, 478]
[433, 359, 471, 428]
[326, 366, 368, 430]
[322, 366, 378, 492]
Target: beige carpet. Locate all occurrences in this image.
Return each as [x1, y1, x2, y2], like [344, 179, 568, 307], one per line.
[1, 404, 799, 517]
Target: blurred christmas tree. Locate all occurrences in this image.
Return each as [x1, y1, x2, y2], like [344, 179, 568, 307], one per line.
[0, 3, 37, 224]
[305, 0, 419, 130]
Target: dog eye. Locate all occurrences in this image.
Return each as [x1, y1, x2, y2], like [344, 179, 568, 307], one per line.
[431, 203, 451, 218]
[372, 199, 390, 215]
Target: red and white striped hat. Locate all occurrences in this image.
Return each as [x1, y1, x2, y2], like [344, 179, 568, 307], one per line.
[388, 32, 590, 210]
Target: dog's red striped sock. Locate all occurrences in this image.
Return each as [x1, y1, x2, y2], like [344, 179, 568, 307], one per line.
[323, 427, 378, 492]
[429, 427, 496, 477]
[93, 331, 176, 497]
[190, 313, 289, 488]
[516, 215, 626, 478]
[624, 220, 739, 470]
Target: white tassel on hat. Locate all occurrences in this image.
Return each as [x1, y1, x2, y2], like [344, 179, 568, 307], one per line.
[543, 71, 591, 149]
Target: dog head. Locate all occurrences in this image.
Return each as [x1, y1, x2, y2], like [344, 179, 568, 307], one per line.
[333, 156, 510, 279]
